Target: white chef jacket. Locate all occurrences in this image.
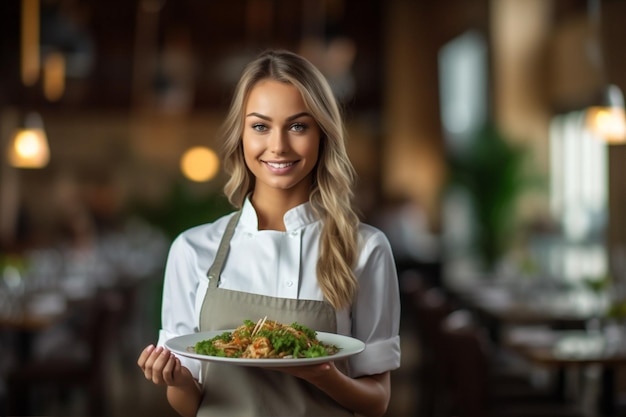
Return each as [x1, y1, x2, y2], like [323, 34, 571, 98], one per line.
[157, 198, 401, 380]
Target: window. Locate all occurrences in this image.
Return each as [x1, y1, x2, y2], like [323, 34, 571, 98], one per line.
[549, 110, 608, 282]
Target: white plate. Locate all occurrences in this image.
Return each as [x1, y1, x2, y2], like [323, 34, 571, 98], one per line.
[165, 330, 365, 367]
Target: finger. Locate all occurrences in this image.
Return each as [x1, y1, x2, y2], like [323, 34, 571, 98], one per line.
[311, 362, 332, 376]
[173, 356, 184, 377]
[151, 347, 172, 384]
[162, 353, 177, 385]
[137, 344, 155, 369]
[316, 362, 331, 372]
[174, 357, 190, 380]
[143, 346, 163, 381]
[308, 362, 333, 380]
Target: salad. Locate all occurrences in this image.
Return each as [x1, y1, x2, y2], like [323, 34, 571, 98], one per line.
[194, 317, 340, 359]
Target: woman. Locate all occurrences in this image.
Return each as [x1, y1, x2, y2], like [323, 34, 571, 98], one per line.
[137, 49, 401, 417]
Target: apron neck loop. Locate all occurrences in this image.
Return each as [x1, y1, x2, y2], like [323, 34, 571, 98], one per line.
[207, 210, 242, 289]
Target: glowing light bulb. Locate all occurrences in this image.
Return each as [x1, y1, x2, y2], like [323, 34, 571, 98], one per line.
[587, 107, 626, 144]
[15, 130, 42, 157]
[8, 124, 50, 168]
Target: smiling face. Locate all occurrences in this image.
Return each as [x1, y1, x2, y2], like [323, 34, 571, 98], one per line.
[242, 79, 321, 203]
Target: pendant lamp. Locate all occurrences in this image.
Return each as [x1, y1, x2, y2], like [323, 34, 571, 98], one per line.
[584, 0, 626, 144]
[586, 84, 626, 144]
[7, 112, 51, 168]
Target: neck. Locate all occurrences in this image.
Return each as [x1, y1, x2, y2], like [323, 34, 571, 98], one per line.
[250, 188, 309, 231]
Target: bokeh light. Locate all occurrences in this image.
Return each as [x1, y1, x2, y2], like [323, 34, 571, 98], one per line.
[180, 146, 220, 182]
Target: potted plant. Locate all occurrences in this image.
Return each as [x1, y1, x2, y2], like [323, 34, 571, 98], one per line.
[447, 123, 543, 272]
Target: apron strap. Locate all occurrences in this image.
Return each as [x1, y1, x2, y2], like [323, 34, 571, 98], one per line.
[206, 210, 242, 289]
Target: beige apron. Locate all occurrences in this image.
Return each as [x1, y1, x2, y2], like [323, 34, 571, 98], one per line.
[196, 211, 354, 417]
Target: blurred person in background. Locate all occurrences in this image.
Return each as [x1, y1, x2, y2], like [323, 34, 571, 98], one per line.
[137, 49, 401, 417]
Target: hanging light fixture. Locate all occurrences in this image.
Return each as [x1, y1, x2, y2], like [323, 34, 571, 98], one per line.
[583, 0, 626, 144]
[43, 50, 66, 102]
[21, 0, 41, 87]
[7, 112, 51, 168]
[586, 84, 626, 144]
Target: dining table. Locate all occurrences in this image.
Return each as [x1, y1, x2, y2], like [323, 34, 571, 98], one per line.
[1, 288, 74, 358]
[445, 275, 600, 338]
[0, 274, 143, 416]
[444, 274, 625, 416]
[503, 326, 626, 416]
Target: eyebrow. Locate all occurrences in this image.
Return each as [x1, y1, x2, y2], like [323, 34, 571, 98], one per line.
[245, 112, 312, 122]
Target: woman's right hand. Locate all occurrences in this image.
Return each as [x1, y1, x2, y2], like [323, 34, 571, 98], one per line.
[137, 344, 196, 388]
[138, 345, 203, 417]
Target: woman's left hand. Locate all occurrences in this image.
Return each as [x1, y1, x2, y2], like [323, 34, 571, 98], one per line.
[272, 362, 391, 417]
[269, 361, 335, 384]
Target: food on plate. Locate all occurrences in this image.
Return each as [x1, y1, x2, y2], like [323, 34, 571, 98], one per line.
[193, 317, 340, 359]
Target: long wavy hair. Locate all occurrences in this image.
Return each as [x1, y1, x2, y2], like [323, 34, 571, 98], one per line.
[219, 49, 359, 310]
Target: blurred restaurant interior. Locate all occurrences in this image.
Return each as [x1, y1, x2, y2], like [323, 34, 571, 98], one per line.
[2, 0, 626, 416]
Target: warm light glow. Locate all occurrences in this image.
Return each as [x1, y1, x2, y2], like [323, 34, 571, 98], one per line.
[586, 106, 626, 144]
[8, 112, 50, 169]
[15, 130, 41, 157]
[180, 146, 220, 182]
[43, 52, 66, 101]
[21, 0, 40, 86]
[8, 128, 50, 168]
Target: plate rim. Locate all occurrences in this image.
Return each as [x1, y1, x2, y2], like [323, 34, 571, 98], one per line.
[164, 329, 365, 367]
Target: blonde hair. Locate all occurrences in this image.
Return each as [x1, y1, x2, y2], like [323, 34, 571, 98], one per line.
[220, 49, 359, 310]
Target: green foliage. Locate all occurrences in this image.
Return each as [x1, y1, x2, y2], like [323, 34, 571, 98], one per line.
[261, 327, 309, 357]
[448, 124, 544, 270]
[303, 343, 330, 358]
[516, 248, 540, 278]
[135, 180, 234, 240]
[195, 332, 236, 357]
[0, 254, 27, 271]
[291, 322, 317, 341]
[607, 300, 626, 320]
[582, 274, 610, 294]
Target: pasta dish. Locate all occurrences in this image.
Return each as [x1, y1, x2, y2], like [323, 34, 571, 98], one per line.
[194, 317, 340, 359]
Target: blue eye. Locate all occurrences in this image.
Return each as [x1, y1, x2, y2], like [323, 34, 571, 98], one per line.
[290, 123, 307, 132]
[252, 123, 267, 132]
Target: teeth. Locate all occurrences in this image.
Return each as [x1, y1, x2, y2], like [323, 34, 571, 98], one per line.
[267, 161, 294, 169]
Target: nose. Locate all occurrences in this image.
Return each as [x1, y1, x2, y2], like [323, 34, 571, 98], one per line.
[268, 129, 289, 154]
